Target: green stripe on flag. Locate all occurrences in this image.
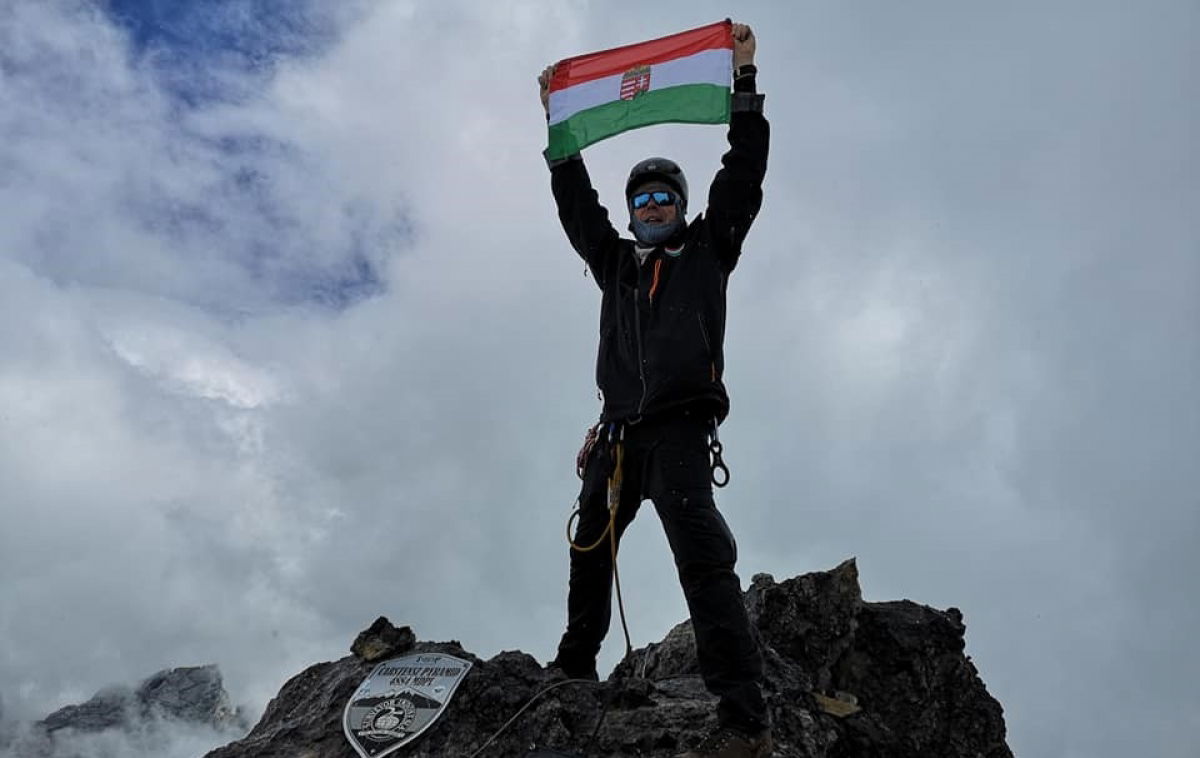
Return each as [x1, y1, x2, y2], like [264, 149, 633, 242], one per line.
[547, 83, 729, 159]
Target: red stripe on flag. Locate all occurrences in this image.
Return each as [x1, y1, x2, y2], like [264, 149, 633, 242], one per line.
[549, 20, 731, 92]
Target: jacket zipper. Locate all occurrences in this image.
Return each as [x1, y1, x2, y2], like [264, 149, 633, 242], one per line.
[697, 313, 712, 353]
[634, 285, 648, 415]
[698, 313, 716, 383]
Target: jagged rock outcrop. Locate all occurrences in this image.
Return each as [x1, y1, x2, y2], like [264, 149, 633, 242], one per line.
[206, 560, 1011, 757]
[36, 664, 241, 735]
[7, 665, 246, 757]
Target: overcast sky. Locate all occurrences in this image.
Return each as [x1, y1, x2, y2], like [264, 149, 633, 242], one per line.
[1, 2, 1196, 757]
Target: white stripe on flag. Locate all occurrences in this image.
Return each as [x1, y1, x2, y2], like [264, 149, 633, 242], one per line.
[548, 48, 731, 126]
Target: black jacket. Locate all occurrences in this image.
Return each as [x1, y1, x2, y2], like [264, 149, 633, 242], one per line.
[549, 90, 769, 424]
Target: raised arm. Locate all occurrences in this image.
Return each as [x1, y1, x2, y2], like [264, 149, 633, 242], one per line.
[540, 64, 619, 286]
[706, 24, 769, 273]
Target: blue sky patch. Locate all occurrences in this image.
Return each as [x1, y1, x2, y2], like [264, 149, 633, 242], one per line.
[105, 0, 339, 106]
[91, 0, 395, 312]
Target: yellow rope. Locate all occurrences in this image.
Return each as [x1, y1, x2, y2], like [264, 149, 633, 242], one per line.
[566, 441, 622, 552]
[565, 440, 634, 658]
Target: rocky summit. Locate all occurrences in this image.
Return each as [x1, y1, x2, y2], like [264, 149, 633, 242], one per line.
[207, 559, 1012, 757]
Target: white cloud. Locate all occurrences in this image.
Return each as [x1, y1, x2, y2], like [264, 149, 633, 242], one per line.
[1, 2, 1197, 758]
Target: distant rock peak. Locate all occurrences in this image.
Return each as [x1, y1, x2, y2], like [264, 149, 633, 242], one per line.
[10, 664, 249, 758]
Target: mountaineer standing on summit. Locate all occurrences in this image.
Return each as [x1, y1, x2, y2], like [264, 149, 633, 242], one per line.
[538, 21, 773, 758]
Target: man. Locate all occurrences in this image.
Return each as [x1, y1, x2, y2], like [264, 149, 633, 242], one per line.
[538, 22, 771, 758]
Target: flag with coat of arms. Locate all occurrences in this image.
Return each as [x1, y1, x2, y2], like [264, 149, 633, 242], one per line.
[545, 20, 733, 159]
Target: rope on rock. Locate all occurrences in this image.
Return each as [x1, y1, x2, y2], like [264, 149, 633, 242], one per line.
[465, 678, 601, 758]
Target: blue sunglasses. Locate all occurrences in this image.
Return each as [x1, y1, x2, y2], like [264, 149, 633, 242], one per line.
[630, 190, 677, 209]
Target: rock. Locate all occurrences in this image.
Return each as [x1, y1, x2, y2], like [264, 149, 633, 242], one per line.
[350, 616, 416, 662]
[10, 664, 248, 757]
[38, 664, 240, 734]
[206, 561, 1013, 757]
[37, 685, 135, 734]
[140, 664, 241, 727]
[812, 692, 860, 718]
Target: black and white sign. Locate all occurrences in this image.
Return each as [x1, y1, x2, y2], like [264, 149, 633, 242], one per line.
[342, 652, 472, 757]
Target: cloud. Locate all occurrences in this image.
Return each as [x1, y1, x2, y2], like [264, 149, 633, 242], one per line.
[0, 0, 400, 312]
[0, 0, 591, 729]
[3, 717, 243, 758]
[1, 2, 1197, 757]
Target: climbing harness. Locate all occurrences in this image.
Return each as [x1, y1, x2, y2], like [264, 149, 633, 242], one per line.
[575, 422, 602, 480]
[566, 423, 634, 661]
[708, 417, 730, 488]
[565, 416, 729, 664]
[497, 414, 727, 757]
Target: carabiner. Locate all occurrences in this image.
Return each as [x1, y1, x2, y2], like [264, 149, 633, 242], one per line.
[708, 418, 730, 488]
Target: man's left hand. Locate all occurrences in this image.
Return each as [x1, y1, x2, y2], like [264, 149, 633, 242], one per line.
[731, 23, 756, 68]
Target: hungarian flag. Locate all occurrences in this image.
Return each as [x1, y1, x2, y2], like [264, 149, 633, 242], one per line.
[546, 20, 733, 160]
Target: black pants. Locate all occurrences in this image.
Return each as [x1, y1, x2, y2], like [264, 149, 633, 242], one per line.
[556, 411, 767, 733]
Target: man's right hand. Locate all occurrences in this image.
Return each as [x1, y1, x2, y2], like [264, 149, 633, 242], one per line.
[538, 64, 556, 116]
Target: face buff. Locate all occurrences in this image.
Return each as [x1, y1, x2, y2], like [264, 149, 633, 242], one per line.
[630, 215, 684, 246]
